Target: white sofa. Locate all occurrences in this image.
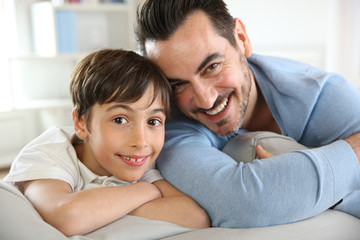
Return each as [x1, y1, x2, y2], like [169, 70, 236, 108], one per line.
[1, 131, 360, 240]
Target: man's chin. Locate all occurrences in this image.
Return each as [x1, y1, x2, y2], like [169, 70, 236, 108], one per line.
[188, 112, 240, 136]
[206, 121, 240, 137]
[213, 128, 238, 137]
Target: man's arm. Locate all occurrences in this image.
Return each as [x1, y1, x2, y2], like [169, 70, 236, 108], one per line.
[18, 179, 161, 236]
[129, 179, 210, 228]
[345, 132, 360, 163]
[156, 120, 360, 228]
[157, 68, 360, 228]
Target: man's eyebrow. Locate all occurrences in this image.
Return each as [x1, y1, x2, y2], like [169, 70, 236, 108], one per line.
[166, 52, 224, 83]
[196, 52, 223, 74]
[167, 77, 184, 84]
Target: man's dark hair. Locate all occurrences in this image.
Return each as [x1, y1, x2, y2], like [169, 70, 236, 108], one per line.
[136, 0, 236, 56]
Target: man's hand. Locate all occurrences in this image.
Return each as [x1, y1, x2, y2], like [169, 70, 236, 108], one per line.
[256, 145, 274, 159]
[344, 132, 360, 164]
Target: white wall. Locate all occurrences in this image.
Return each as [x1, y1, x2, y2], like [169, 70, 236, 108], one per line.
[0, 0, 143, 168]
[225, 0, 360, 88]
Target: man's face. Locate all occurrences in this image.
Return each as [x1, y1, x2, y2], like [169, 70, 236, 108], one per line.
[146, 12, 253, 136]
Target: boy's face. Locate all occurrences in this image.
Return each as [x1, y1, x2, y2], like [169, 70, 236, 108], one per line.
[77, 86, 166, 182]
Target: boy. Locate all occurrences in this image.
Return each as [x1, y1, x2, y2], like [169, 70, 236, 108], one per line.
[4, 49, 210, 236]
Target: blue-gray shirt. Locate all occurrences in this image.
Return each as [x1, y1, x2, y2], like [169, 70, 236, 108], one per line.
[156, 54, 360, 228]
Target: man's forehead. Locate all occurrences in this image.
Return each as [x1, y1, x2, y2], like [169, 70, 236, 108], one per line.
[145, 39, 160, 59]
[145, 40, 228, 81]
[145, 12, 218, 54]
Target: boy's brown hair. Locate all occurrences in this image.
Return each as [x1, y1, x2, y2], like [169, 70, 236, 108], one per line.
[69, 49, 171, 126]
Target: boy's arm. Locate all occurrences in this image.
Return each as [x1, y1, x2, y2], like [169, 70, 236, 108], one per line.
[128, 179, 210, 228]
[18, 179, 161, 237]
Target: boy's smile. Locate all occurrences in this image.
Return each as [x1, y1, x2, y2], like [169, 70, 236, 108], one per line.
[119, 155, 149, 166]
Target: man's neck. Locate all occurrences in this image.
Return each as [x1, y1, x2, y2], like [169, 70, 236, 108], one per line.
[242, 79, 281, 134]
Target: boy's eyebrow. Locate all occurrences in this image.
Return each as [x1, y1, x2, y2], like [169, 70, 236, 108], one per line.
[107, 104, 166, 115]
[149, 108, 166, 115]
[107, 104, 131, 112]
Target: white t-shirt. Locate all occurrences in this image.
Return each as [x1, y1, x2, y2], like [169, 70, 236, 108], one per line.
[4, 127, 163, 191]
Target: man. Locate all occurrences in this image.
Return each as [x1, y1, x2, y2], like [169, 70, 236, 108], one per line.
[136, 0, 360, 228]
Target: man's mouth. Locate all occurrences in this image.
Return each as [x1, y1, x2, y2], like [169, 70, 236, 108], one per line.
[205, 97, 228, 116]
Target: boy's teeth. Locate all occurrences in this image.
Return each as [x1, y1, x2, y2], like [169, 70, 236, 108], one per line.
[123, 156, 144, 162]
[206, 98, 228, 116]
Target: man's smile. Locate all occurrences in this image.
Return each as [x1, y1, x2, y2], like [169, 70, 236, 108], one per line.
[205, 97, 228, 116]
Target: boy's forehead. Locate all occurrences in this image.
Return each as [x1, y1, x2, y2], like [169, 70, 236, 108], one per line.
[104, 90, 165, 112]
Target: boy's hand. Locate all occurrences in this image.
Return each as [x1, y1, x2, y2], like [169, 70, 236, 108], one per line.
[138, 181, 162, 199]
[20, 179, 163, 236]
[129, 180, 210, 228]
[256, 145, 274, 159]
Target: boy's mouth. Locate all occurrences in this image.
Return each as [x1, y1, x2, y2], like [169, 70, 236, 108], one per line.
[119, 155, 148, 167]
[122, 156, 145, 163]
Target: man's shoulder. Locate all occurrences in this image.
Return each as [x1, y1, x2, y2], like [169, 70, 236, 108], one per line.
[166, 107, 229, 148]
[248, 53, 324, 76]
[248, 53, 345, 89]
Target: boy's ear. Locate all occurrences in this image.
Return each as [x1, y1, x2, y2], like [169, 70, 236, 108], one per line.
[233, 18, 252, 57]
[72, 109, 89, 140]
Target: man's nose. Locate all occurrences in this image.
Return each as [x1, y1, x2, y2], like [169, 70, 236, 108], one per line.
[192, 80, 217, 110]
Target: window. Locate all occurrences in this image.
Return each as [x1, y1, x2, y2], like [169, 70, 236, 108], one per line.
[0, 0, 17, 111]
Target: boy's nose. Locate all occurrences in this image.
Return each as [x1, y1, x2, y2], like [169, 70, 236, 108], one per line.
[130, 125, 148, 148]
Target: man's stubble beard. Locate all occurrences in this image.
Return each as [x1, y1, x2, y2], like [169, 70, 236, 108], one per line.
[214, 55, 253, 137]
[215, 81, 251, 137]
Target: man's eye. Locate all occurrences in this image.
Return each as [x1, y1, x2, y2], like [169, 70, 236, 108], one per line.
[171, 82, 186, 93]
[206, 63, 219, 72]
[113, 117, 127, 124]
[148, 119, 162, 127]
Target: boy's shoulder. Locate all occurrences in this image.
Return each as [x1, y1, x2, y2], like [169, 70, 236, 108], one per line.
[21, 126, 75, 154]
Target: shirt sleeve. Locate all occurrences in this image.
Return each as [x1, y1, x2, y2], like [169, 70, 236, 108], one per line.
[157, 121, 360, 228]
[139, 162, 163, 183]
[160, 55, 360, 228]
[3, 128, 82, 191]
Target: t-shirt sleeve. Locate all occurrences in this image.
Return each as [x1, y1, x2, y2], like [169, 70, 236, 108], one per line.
[138, 162, 163, 183]
[4, 128, 82, 191]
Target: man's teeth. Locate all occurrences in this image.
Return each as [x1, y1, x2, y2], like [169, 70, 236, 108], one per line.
[123, 156, 145, 163]
[206, 98, 228, 116]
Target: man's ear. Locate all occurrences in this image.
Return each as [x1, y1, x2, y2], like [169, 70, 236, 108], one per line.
[233, 18, 252, 57]
[72, 108, 89, 140]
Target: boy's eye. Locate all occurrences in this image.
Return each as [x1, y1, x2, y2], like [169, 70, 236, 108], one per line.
[113, 117, 127, 124]
[148, 119, 162, 127]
